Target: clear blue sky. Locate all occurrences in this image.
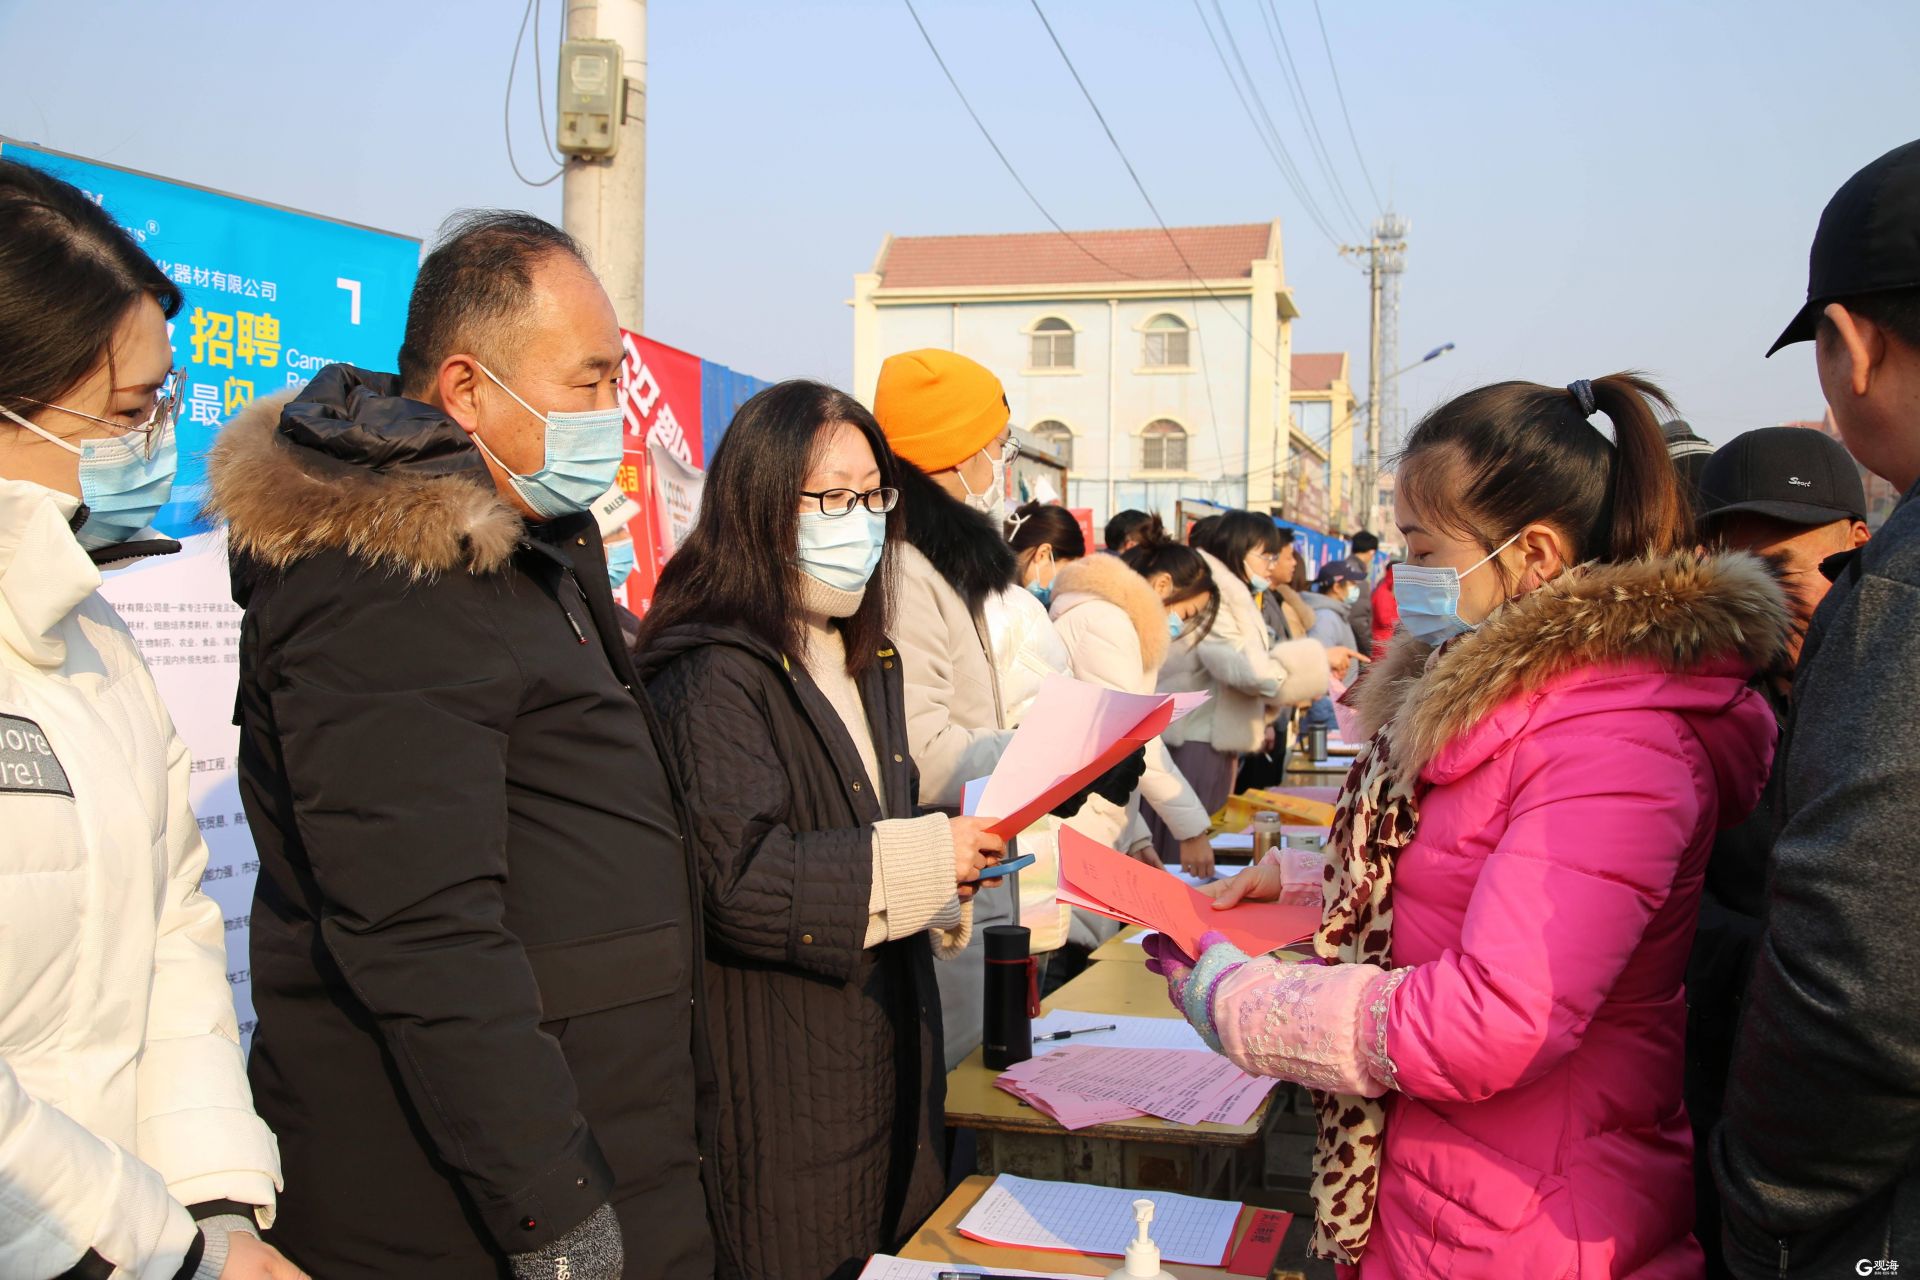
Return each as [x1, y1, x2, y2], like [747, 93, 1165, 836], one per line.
[4, 0, 1916, 445]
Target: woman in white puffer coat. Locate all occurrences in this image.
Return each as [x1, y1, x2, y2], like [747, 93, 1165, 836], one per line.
[1047, 538, 1223, 878]
[1149, 512, 1335, 863]
[0, 160, 291, 1280]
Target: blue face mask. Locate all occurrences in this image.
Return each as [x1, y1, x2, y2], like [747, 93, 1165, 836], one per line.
[605, 538, 638, 592]
[1167, 610, 1185, 640]
[3, 404, 180, 550]
[797, 508, 886, 592]
[470, 361, 625, 520]
[1028, 581, 1052, 608]
[1392, 530, 1523, 645]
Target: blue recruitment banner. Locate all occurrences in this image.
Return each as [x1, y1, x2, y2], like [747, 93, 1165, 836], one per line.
[0, 140, 419, 535]
[699, 359, 772, 455]
[1273, 517, 1349, 577]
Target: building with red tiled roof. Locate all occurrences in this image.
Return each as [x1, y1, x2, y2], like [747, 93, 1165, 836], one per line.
[853, 220, 1342, 529]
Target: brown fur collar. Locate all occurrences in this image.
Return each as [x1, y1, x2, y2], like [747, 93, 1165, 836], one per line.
[204, 392, 524, 579]
[1051, 553, 1171, 670]
[1351, 550, 1789, 783]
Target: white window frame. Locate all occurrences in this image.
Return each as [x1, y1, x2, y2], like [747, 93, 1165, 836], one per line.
[1139, 417, 1189, 473]
[1030, 419, 1075, 468]
[1024, 315, 1078, 372]
[1139, 312, 1192, 371]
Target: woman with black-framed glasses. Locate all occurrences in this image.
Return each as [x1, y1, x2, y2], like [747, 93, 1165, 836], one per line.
[636, 380, 1004, 1280]
[0, 159, 295, 1279]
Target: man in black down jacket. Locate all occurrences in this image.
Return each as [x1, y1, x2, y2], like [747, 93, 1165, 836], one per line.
[1714, 139, 1920, 1277]
[1685, 427, 1871, 1277]
[205, 213, 711, 1279]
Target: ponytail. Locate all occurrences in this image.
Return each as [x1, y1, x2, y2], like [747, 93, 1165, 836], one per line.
[1584, 373, 1690, 559]
[1005, 500, 1086, 560]
[1399, 370, 1691, 567]
[1121, 534, 1220, 641]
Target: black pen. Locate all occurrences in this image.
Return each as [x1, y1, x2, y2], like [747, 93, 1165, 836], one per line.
[1031, 1023, 1118, 1042]
[937, 1271, 1065, 1280]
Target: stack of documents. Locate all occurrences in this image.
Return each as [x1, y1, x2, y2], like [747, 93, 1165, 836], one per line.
[971, 676, 1209, 837]
[994, 1041, 1278, 1131]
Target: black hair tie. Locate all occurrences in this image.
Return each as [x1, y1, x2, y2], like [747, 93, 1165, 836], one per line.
[1568, 379, 1597, 417]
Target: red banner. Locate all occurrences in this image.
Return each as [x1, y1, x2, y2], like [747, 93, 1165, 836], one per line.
[1069, 507, 1096, 553]
[616, 331, 707, 611]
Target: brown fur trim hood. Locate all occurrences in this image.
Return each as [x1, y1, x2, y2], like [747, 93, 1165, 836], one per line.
[1050, 552, 1171, 670]
[1350, 550, 1790, 783]
[203, 367, 524, 580]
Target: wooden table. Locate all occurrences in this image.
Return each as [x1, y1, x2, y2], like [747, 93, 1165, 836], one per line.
[946, 960, 1273, 1196]
[1281, 754, 1354, 789]
[1088, 924, 1151, 964]
[898, 1174, 1289, 1278]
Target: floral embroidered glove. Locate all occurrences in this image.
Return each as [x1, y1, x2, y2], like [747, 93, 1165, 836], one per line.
[1155, 933, 1408, 1096]
[1144, 930, 1244, 1051]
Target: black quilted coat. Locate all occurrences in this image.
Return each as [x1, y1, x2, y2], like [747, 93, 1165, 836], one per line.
[638, 622, 947, 1280]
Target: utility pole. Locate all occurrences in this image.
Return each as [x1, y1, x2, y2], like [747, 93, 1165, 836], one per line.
[1341, 211, 1408, 535]
[560, 0, 647, 332]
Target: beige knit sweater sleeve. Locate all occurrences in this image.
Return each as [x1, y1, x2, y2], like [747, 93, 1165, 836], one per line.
[866, 813, 972, 957]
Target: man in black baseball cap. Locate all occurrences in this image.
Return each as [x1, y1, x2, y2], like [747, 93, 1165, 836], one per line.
[1700, 426, 1872, 656]
[1716, 138, 1920, 1279]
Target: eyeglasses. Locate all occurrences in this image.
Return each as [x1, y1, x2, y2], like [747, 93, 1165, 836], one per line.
[801, 486, 900, 517]
[16, 367, 188, 460]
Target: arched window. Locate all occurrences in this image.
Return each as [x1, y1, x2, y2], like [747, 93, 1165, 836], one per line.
[1143, 313, 1190, 368]
[1029, 316, 1075, 369]
[1141, 419, 1188, 472]
[1032, 420, 1073, 468]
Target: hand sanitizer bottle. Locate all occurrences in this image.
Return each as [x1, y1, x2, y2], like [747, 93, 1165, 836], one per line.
[1107, 1199, 1174, 1279]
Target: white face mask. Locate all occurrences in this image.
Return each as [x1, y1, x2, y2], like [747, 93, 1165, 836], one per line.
[959, 441, 1011, 524]
[1392, 530, 1524, 645]
[796, 508, 886, 592]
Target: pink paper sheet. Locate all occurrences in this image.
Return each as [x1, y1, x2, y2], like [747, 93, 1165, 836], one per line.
[1200, 1072, 1280, 1126]
[993, 1075, 1147, 1130]
[997, 1045, 1249, 1126]
[1057, 827, 1319, 957]
[974, 676, 1207, 837]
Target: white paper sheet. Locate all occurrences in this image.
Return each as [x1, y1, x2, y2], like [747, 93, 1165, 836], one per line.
[1028, 1011, 1208, 1055]
[955, 1174, 1242, 1266]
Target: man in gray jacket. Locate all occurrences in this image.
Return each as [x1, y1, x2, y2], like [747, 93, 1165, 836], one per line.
[1714, 137, 1920, 1277]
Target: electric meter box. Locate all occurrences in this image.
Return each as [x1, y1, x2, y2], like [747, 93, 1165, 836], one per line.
[557, 38, 622, 158]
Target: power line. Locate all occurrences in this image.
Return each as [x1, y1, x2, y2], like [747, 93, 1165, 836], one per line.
[505, 0, 564, 187]
[1025, 0, 1226, 437]
[1189, 0, 1348, 247]
[907, 0, 1295, 374]
[534, 0, 565, 167]
[900, 0, 1150, 285]
[1311, 0, 1384, 213]
[1253, 0, 1369, 229]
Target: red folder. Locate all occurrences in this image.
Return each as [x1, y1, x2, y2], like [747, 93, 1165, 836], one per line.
[1057, 827, 1320, 957]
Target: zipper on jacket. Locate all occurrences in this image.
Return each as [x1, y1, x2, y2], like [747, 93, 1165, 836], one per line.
[1777, 1239, 1788, 1278]
[557, 567, 589, 645]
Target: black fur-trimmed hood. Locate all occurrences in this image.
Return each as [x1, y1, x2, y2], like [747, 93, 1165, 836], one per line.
[895, 459, 1016, 614]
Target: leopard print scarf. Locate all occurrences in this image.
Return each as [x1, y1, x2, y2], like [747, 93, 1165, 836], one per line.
[1306, 704, 1420, 1265]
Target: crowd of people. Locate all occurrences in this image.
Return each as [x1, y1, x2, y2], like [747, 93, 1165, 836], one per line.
[1, 136, 1916, 1280]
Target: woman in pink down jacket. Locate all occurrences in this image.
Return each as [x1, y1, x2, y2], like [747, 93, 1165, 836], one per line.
[1146, 374, 1790, 1279]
